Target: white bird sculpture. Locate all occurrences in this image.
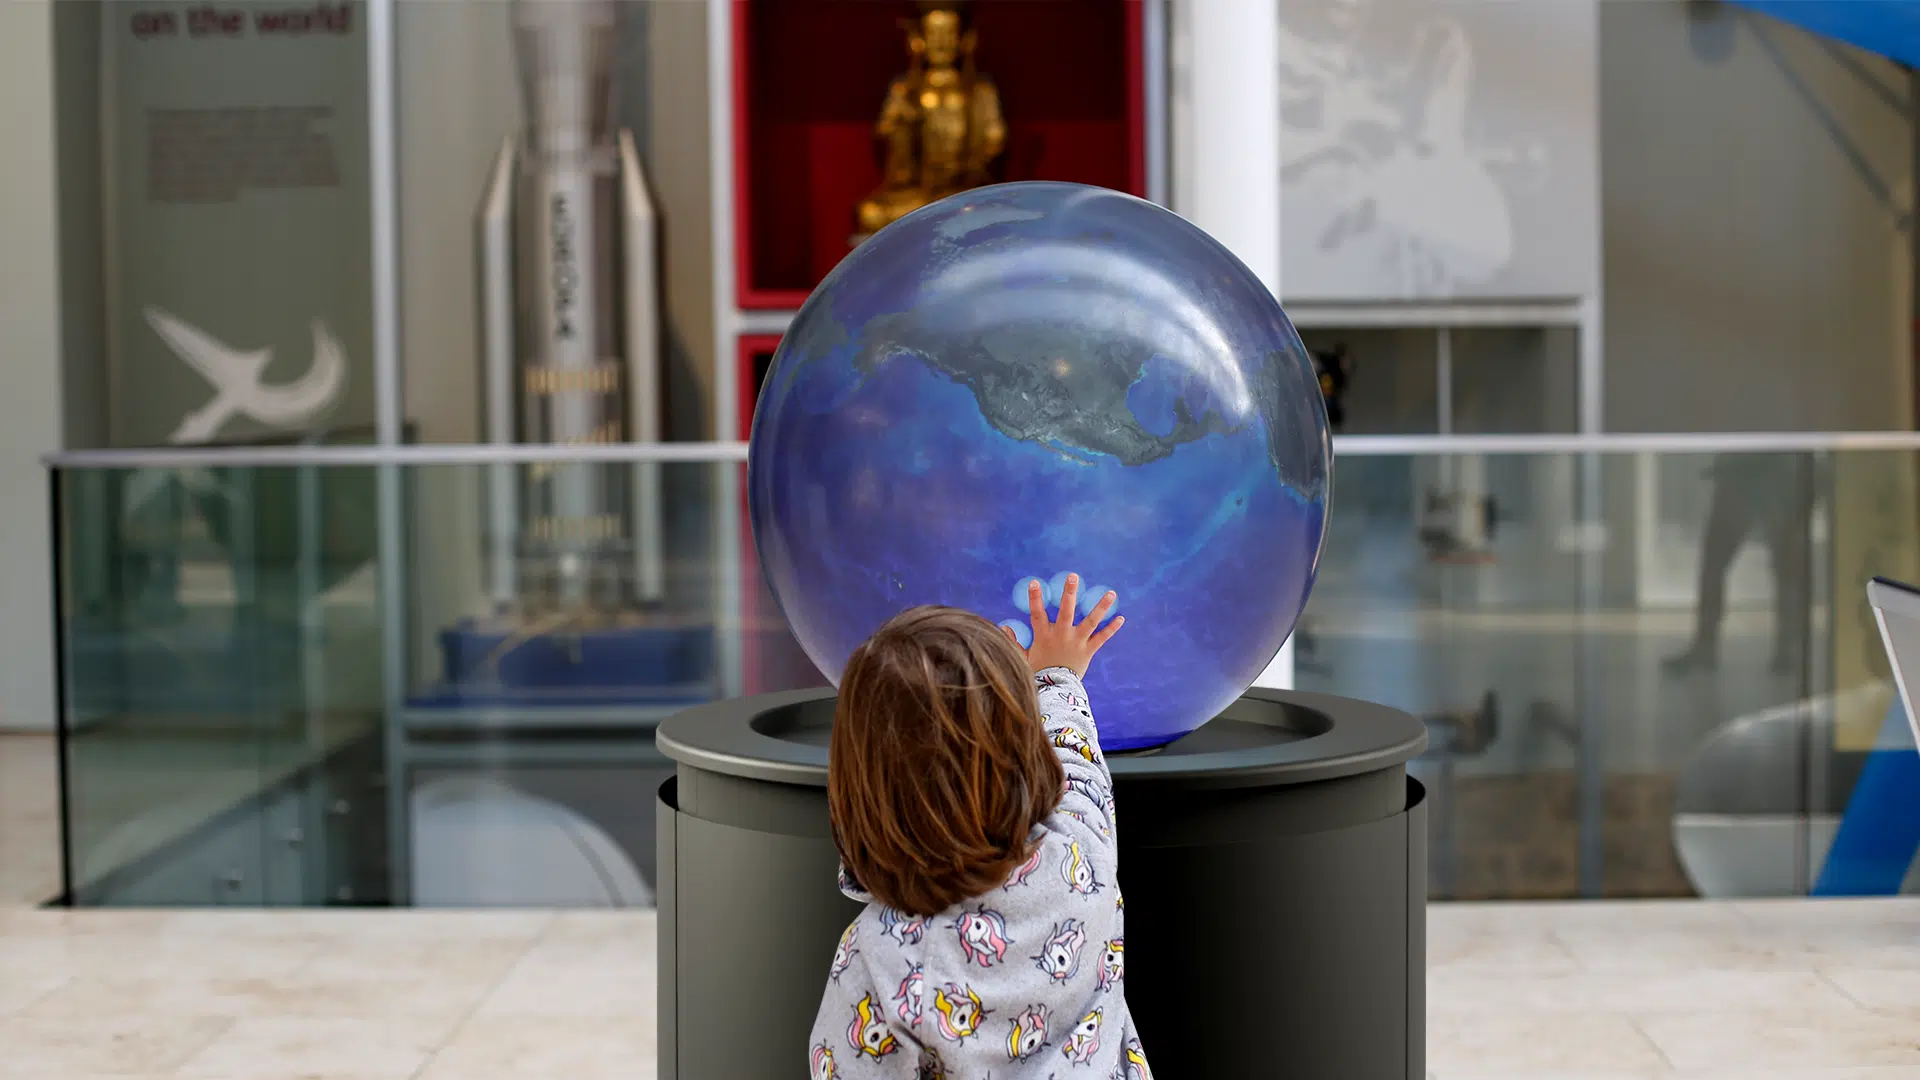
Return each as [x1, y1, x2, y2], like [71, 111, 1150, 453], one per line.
[145, 306, 347, 445]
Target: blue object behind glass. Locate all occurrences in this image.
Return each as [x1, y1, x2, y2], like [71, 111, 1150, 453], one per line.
[1814, 697, 1920, 896]
[1727, 0, 1920, 69]
[747, 182, 1332, 750]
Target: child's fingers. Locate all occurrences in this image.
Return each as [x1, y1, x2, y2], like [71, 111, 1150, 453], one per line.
[1088, 615, 1126, 652]
[1057, 573, 1079, 625]
[1085, 589, 1117, 628]
[999, 623, 1024, 649]
[1028, 579, 1047, 626]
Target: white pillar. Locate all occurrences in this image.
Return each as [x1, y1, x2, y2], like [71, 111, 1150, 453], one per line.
[0, 0, 64, 730]
[1183, 0, 1281, 292]
[1178, 0, 1292, 689]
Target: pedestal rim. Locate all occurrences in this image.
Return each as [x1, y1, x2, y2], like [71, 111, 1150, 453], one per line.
[657, 687, 1426, 791]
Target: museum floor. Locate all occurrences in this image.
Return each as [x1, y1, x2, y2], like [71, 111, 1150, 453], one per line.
[5, 735, 1920, 1078]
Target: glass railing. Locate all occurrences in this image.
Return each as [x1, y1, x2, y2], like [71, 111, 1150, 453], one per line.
[46, 437, 1920, 906]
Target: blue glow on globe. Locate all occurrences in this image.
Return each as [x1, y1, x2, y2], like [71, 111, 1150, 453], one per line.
[747, 182, 1332, 751]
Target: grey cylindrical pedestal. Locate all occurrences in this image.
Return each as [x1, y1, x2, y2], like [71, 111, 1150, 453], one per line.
[657, 688, 1427, 1079]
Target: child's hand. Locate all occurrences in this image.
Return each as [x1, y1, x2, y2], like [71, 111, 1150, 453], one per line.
[1002, 573, 1123, 677]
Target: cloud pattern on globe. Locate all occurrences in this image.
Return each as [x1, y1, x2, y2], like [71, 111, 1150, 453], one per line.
[748, 182, 1332, 750]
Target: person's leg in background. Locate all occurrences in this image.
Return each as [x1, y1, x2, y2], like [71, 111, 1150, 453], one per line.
[1666, 461, 1757, 674]
[1764, 456, 1817, 676]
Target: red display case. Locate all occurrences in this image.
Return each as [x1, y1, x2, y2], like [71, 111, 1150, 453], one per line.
[735, 333, 784, 440]
[732, 0, 1148, 309]
[734, 333, 826, 695]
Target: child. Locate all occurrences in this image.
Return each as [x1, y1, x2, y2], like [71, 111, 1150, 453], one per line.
[811, 574, 1150, 1079]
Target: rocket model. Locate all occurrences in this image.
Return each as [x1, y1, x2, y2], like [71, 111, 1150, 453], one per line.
[477, 0, 663, 615]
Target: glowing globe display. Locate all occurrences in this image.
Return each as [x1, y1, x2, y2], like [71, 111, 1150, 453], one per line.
[747, 182, 1331, 750]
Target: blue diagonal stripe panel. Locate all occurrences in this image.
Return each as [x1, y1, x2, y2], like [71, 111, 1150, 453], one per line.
[1813, 698, 1920, 896]
[1728, 0, 1920, 69]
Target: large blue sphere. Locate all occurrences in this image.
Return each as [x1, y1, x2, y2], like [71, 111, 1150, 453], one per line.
[748, 182, 1331, 750]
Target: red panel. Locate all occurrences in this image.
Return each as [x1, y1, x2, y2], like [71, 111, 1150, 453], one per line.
[736, 333, 784, 440]
[732, 0, 1148, 309]
[736, 333, 782, 696]
[1124, 3, 1145, 197]
[736, 332, 831, 696]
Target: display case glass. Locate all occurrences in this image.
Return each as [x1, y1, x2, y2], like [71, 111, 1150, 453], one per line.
[732, 0, 1146, 308]
[735, 334, 784, 440]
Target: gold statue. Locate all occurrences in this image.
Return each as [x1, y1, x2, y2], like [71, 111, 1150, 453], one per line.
[854, 3, 1006, 240]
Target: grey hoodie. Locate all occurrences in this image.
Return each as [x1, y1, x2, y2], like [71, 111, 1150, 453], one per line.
[809, 667, 1150, 1080]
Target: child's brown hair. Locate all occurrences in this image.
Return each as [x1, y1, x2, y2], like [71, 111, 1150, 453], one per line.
[829, 605, 1065, 917]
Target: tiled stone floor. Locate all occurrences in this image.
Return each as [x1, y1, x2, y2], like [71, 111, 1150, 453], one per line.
[0, 901, 1911, 1078]
[0, 908, 652, 1079]
[5, 733, 1920, 1078]
[0, 735, 59, 906]
[1424, 898, 1920, 1079]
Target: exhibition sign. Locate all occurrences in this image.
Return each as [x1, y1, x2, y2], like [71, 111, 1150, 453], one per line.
[105, 1, 374, 447]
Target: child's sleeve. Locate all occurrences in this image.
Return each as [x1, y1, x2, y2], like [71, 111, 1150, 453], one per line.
[1035, 666, 1119, 850]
